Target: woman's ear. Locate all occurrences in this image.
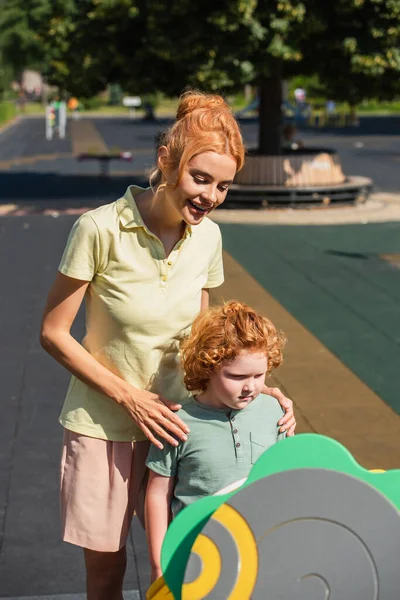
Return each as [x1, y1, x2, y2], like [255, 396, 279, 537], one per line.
[158, 145, 177, 186]
[157, 145, 169, 175]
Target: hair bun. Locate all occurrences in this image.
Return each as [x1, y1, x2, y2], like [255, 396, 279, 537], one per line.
[176, 90, 227, 121]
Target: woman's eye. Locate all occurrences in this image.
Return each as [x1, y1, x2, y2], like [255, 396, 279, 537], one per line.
[194, 176, 206, 184]
[218, 185, 229, 192]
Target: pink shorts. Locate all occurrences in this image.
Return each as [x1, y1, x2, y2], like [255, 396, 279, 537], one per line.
[60, 429, 149, 552]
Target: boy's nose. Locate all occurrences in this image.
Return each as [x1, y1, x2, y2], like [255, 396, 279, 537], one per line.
[243, 382, 254, 393]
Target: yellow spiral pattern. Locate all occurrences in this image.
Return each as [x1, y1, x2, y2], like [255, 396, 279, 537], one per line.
[214, 504, 258, 598]
[182, 503, 258, 599]
[182, 535, 221, 600]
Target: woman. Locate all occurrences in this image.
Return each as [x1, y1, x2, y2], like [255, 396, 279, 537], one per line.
[41, 91, 296, 600]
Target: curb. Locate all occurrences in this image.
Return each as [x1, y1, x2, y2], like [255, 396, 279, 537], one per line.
[211, 193, 400, 226]
[2, 193, 400, 224]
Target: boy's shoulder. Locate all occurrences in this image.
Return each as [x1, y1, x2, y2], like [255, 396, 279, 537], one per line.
[239, 394, 285, 439]
[177, 397, 229, 429]
[177, 396, 209, 421]
[247, 393, 284, 418]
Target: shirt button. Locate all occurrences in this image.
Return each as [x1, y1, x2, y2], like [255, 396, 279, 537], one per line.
[161, 276, 167, 282]
[231, 416, 235, 422]
[167, 261, 172, 266]
[233, 428, 238, 434]
[236, 442, 241, 448]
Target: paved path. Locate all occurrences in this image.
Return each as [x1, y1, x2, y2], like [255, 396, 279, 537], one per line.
[0, 215, 150, 598]
[1, 115, 399, 598]
[212, 243, 400, 470]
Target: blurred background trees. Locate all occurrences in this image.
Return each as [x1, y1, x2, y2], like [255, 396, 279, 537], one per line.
[1, 0, 400, 153]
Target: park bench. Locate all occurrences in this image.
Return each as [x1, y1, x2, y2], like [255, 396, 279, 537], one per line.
[77, 151, 133, 176]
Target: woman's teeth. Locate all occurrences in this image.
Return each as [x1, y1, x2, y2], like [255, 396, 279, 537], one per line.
[188, 199, 208, 212]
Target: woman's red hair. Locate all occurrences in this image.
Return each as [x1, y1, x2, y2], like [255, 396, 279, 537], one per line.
[150, 90, 245, 187]
[180, 300, 286, 393]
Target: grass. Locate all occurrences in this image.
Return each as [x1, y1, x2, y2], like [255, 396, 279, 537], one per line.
[6, 97, 400, 119]
[0, 101, 17, 126]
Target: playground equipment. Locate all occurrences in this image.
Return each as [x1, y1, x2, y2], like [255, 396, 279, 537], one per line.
[236, 99, 311, 127]
[236, 98, 358, 130]
[308, 108, 359, 129]
[146, 434, 400, 599]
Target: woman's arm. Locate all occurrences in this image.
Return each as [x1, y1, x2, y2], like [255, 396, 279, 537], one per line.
[262, 385, 296, 436]
[201, 289, 210, 311]
[145, 470, 175, 583]
[40, 272, 189, 448]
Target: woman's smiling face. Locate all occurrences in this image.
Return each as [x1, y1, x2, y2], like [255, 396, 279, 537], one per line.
[163, 151, 237, 225]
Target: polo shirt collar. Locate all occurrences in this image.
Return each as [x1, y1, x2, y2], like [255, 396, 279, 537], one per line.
[193, 397, 241, 418]
[118, 186, 193, 238]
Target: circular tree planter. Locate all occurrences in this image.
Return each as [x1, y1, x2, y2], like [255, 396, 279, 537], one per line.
[227, 147, 372, 207]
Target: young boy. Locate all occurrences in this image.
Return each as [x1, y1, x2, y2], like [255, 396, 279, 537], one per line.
[145, 300, 287, 582]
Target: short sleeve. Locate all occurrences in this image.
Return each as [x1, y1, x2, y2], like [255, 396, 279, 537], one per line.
[58, 213, 101, 281]
[146, 440, 180, 477]
[205, 226, 224, 288]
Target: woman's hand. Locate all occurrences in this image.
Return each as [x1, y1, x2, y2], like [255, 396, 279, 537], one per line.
[41, 273, 190, 450]
[120, 387, 190, 449]
[262, 385, 296, 436]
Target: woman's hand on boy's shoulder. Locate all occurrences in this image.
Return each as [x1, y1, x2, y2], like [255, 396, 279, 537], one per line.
[261, 386, 296, 437]
[119, 385, 190, 449]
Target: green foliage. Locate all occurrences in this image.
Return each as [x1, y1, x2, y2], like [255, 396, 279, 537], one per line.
[358, 98, 400, 112]
[298, 0, 400, 104]
[0, 62, 14, 99]
[2, 0, 400, 102]
[108, 83, 123, 106]
[0, 0, 73, 80]
[0, 101, 16, 124]
[80, 95, 105, 111]
[1, 0, 400, 152]
[140, 92, 163, 109]
[288, 74, 326, 101]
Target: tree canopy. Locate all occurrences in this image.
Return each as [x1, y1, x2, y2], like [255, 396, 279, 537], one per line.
[1, 0, 400, 152]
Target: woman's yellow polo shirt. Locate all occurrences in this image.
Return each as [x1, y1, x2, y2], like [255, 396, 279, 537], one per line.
[58, 186, 224, 441]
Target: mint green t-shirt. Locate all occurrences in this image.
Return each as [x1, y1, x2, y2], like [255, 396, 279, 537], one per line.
[146, 393, 285, 517]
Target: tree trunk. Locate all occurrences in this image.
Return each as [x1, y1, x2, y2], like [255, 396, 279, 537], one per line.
[349, 103, 359, 127]
[258, 65, 282, 156]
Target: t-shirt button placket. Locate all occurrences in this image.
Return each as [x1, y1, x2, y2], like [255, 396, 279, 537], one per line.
[233, 426, 242, 458]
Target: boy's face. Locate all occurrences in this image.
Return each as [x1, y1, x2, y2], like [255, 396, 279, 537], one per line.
[203, 351, 268, 410]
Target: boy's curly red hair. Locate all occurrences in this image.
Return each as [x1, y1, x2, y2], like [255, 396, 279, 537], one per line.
[180, 300, 286, 392]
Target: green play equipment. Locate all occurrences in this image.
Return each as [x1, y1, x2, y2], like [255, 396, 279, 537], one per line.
[146, 434, 400, 599]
